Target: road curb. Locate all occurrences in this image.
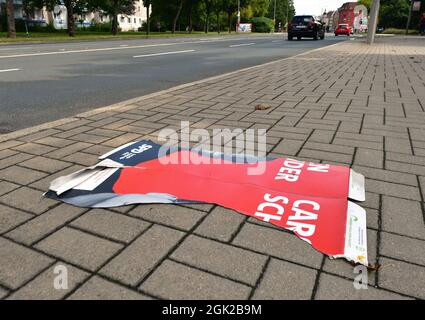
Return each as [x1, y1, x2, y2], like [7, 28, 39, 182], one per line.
[0, 39, 348, 143]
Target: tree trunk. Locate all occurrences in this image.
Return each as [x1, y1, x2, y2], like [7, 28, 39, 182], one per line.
[111, 0, 119, 35]
[227, 11, 232, 33]
[188, 0, 193, 33]
[6, 0, 16, 38]
[0, 4, 3, 32]
[217, 12, 220, 34]
[204, 3, 210, 33]
[112, 14, 119, 35]
[146, 5, 150, 35]
[65, 1, 75, 37]
[172, 0, 184, 34]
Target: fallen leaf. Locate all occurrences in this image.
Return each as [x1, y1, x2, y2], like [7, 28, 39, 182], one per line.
[255, 103, 271, 111]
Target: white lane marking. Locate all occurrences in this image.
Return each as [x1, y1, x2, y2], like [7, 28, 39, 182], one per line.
[120, 44, 129, 47]
[272, 40, 281, 43]
[0, 37, 270, 59]
[199, 37, 222, 41]
[229, 42, 255, 48]
[0, 68, 21, 73]
[133, 49, 195, 58]
[0, 47, 33, 51]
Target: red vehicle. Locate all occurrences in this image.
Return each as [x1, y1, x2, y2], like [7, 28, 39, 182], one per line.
[335, 24, 351, 36]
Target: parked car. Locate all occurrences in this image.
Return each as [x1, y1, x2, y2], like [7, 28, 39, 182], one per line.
[334, 24, 351, 36]
[288, 15, 325, 40]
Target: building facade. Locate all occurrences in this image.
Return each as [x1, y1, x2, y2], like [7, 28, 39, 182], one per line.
[0, 0, 23, 19]
[337, 2, 368, 32]
[320, 10, 336, 32]
[0, 0, 149, 32]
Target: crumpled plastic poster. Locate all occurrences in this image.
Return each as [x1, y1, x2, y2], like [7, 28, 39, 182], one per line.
[46, 140, 368, 266]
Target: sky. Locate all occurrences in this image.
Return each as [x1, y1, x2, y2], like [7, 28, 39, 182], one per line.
[294, 0, 349, 16]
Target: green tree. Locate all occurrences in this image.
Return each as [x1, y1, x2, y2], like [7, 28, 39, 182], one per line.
[267, 0, 295, 29]
[211, 0, 224, 33]
[172, 0, 185, 33]
[203, 0, 212, 32]
[249, 0, 268, 17]
[186, 0, 202, 33]
[379, 0, 411, 29]
[224, 0, 237, 32]
[357, 0, 372, 10]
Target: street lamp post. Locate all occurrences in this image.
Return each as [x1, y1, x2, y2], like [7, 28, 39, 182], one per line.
[406, 0, 414, 35]
[366, 0, 380, 44]
[286, 0, 289, 31]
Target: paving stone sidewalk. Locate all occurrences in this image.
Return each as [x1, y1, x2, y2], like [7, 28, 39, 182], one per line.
[1, 36, 424, 300]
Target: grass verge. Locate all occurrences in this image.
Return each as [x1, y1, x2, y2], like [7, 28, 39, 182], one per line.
[0, 31, 265, 44]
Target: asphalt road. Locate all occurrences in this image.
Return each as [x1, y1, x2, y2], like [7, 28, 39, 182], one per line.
[0, 34, 350, 133]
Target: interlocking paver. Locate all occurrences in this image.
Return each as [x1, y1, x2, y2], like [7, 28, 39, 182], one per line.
[12, 143, 56, 156]
[0, 181, 20, 197]
[62, 152, 100, 166]
[20, 129, 62, 142]
[379, 257, 425, 299]
[366, 180, 421, 201]
[100, 225, 184, 286]
[71, 209, 150, 243]
[354, 148, 384, 168]
[194, 206, 245, 242]
[308, 130, 334, 143]
[1, 36, 425, 300]
[45, 142, 92, 159]
[232, 223, 323, 268]
[0, 187, 57, 215]
[315, 273, 410, 300]
[7, 263, 89, 300]
[0, 204, 32, 234]
[352, 165, 418, 187]
[141, 260, 251, 300]
[419, 176, 425, 201]
[129, 204, 205, 231]
[35, 136, 75, 148]
[0, 287, 8, 299]
[6, 204, 86, 245]
[0, 165, 47, 185]
[20, 156, 71, 174]
[0, 149, 17, 160]
[380, 232, 425, 266]
[68, 276, 150, 300]
[35, 227, 123, 271]
[272, 139, 304, 156]
[252, 258, 317, 300]
[385, 137, 412, 154]
[171, 235, 267, 285]
[0, 140, 23, 151]
[0, 237, 53, 290]
[382, 196, 425, 239]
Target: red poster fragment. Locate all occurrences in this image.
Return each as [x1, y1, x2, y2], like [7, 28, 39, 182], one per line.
[47, 140, 368, 265]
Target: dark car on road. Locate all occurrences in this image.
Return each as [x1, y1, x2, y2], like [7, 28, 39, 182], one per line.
[288, 15, 325, 41]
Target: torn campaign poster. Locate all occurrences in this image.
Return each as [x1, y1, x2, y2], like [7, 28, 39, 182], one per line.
[46, 140, 368, 265]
